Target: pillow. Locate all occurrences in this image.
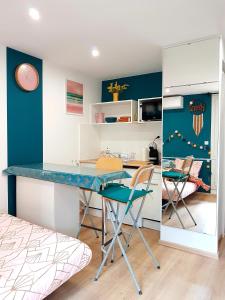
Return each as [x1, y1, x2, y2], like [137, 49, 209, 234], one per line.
[174, 158, 184, 170]
[190, 160, 203, 178]
[174, 158, 203, 178]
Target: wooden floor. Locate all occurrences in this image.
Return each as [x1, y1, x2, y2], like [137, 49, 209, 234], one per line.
[162, 193, 217, 235]
[48, 217, 225, 300]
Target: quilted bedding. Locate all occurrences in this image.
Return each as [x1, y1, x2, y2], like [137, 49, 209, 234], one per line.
[162, 181, 198, 201]
[0, 214, 92, 300]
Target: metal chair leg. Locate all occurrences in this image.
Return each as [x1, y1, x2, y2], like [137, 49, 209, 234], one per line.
[180, 198, 197, 225]
[77, 202, 88, 238]
[111, 202, 119, 263]
[169, 181, 181, 219]
[163, 178, 185, 229]
[95, 201, 142, 295]
[123, 195, 147, 253]
[86, 191, 100, 238]
[163, 178, 177, 214]
[77, 190, 99, 238]
[173, 180, 197, 226]
[129, 209, 160, 269]
[101, 197, 110, 265]
[95, 201, 126, 280]
[169, 199, 180, 219]
[108, 201, 128, 245]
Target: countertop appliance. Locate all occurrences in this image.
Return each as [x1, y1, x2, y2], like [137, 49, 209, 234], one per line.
[149, 136, 160, 165]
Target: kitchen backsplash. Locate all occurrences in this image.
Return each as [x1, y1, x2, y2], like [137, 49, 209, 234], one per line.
[99, 122, 161, 160]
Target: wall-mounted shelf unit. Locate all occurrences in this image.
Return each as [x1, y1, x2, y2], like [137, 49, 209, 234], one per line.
[90, 100, 138, 125]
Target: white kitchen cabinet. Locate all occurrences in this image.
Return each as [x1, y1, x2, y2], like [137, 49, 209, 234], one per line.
[142, 169, 161, 222]
[163, 37, 220, 89]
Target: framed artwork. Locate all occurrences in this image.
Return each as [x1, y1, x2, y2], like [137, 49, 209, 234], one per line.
[66, 80, 83, 115]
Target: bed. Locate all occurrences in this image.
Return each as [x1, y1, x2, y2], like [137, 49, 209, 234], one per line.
[162, 158, 203, 201]
[162, 181, 198, 200]
[0, 214, 92, 300]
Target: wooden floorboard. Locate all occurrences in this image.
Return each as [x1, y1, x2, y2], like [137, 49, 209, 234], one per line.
[162, 196, 217, 235]
[47, 217, 225, 300]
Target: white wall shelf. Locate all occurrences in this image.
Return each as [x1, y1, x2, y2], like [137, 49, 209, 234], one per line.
[90, 100, 138, 125]
[91, 121, 133, 125]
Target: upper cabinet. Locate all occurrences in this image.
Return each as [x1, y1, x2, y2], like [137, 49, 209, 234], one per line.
[163, 37, 220, 92]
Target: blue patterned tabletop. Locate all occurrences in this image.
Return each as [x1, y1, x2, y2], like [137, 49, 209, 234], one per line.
[4, 163, 131, 192]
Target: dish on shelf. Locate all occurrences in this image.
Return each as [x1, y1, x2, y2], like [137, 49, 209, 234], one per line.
[105, 117, 117, 123]
[118, 116, 131, 122]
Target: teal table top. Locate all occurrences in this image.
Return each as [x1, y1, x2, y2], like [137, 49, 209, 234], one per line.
[4, 163, 131, 192]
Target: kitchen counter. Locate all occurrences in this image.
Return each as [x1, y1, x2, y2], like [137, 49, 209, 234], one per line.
[80, 158, 161, 170]
[4, 163, 131, 192]
[4, 163, 131, 237]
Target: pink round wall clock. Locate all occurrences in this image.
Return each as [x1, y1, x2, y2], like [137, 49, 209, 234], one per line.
[15, 63, 39, 91]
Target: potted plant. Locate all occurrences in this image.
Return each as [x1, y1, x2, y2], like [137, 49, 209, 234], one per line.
[107, 81, 129, 102]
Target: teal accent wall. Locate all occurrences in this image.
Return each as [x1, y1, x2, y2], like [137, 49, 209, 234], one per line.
[7, 48, 43, 215]
[163, 93, 212, 188]
[101, 72, 162, 101]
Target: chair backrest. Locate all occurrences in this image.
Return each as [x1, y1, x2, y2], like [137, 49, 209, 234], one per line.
[96, 156, 123, 171]
[130, 165, 154, 189]
[182, 156, 194, 175]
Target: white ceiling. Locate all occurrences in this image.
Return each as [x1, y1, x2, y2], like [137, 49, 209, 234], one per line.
[0, 0, 224, 79]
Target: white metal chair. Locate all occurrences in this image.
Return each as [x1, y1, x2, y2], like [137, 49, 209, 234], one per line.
[95, 165, 160, 295]
[163, 156, 197, 229]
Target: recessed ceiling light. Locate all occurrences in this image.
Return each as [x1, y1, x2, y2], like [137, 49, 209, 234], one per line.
[29, 8, 40, 21]
[92, 48, 100, 57]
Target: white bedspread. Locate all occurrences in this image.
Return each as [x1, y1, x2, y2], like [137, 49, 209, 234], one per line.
[0, 214, 92, 300]
[162, 181, 198, 201]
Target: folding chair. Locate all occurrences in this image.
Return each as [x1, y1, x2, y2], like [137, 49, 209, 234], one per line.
[77, 156, 123, 240]
[95, 165, 160, 295]
[162, 156, 197, 229]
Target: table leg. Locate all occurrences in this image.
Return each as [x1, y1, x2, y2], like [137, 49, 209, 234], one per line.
[102, 197, 107, 264]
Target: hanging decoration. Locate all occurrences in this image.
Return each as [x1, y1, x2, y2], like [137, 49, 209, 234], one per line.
[189, 101, 205, 136]
[164, 129, 211, 155]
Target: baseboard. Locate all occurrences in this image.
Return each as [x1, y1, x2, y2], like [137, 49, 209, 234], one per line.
[159, 239, 219, 259]
[194, 192, 216, 202]
[143, 218, 160, 231]
[218, 234, 225, 257]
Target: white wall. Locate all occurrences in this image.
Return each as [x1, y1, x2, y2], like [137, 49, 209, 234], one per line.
[0, 45, 8, 213]
[99, 122, 162, 160]
[217, 38, 225, 238]
[43, 62, 101, 165]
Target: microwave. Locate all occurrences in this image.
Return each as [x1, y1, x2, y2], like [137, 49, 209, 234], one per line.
[139, 97, 162, 122]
